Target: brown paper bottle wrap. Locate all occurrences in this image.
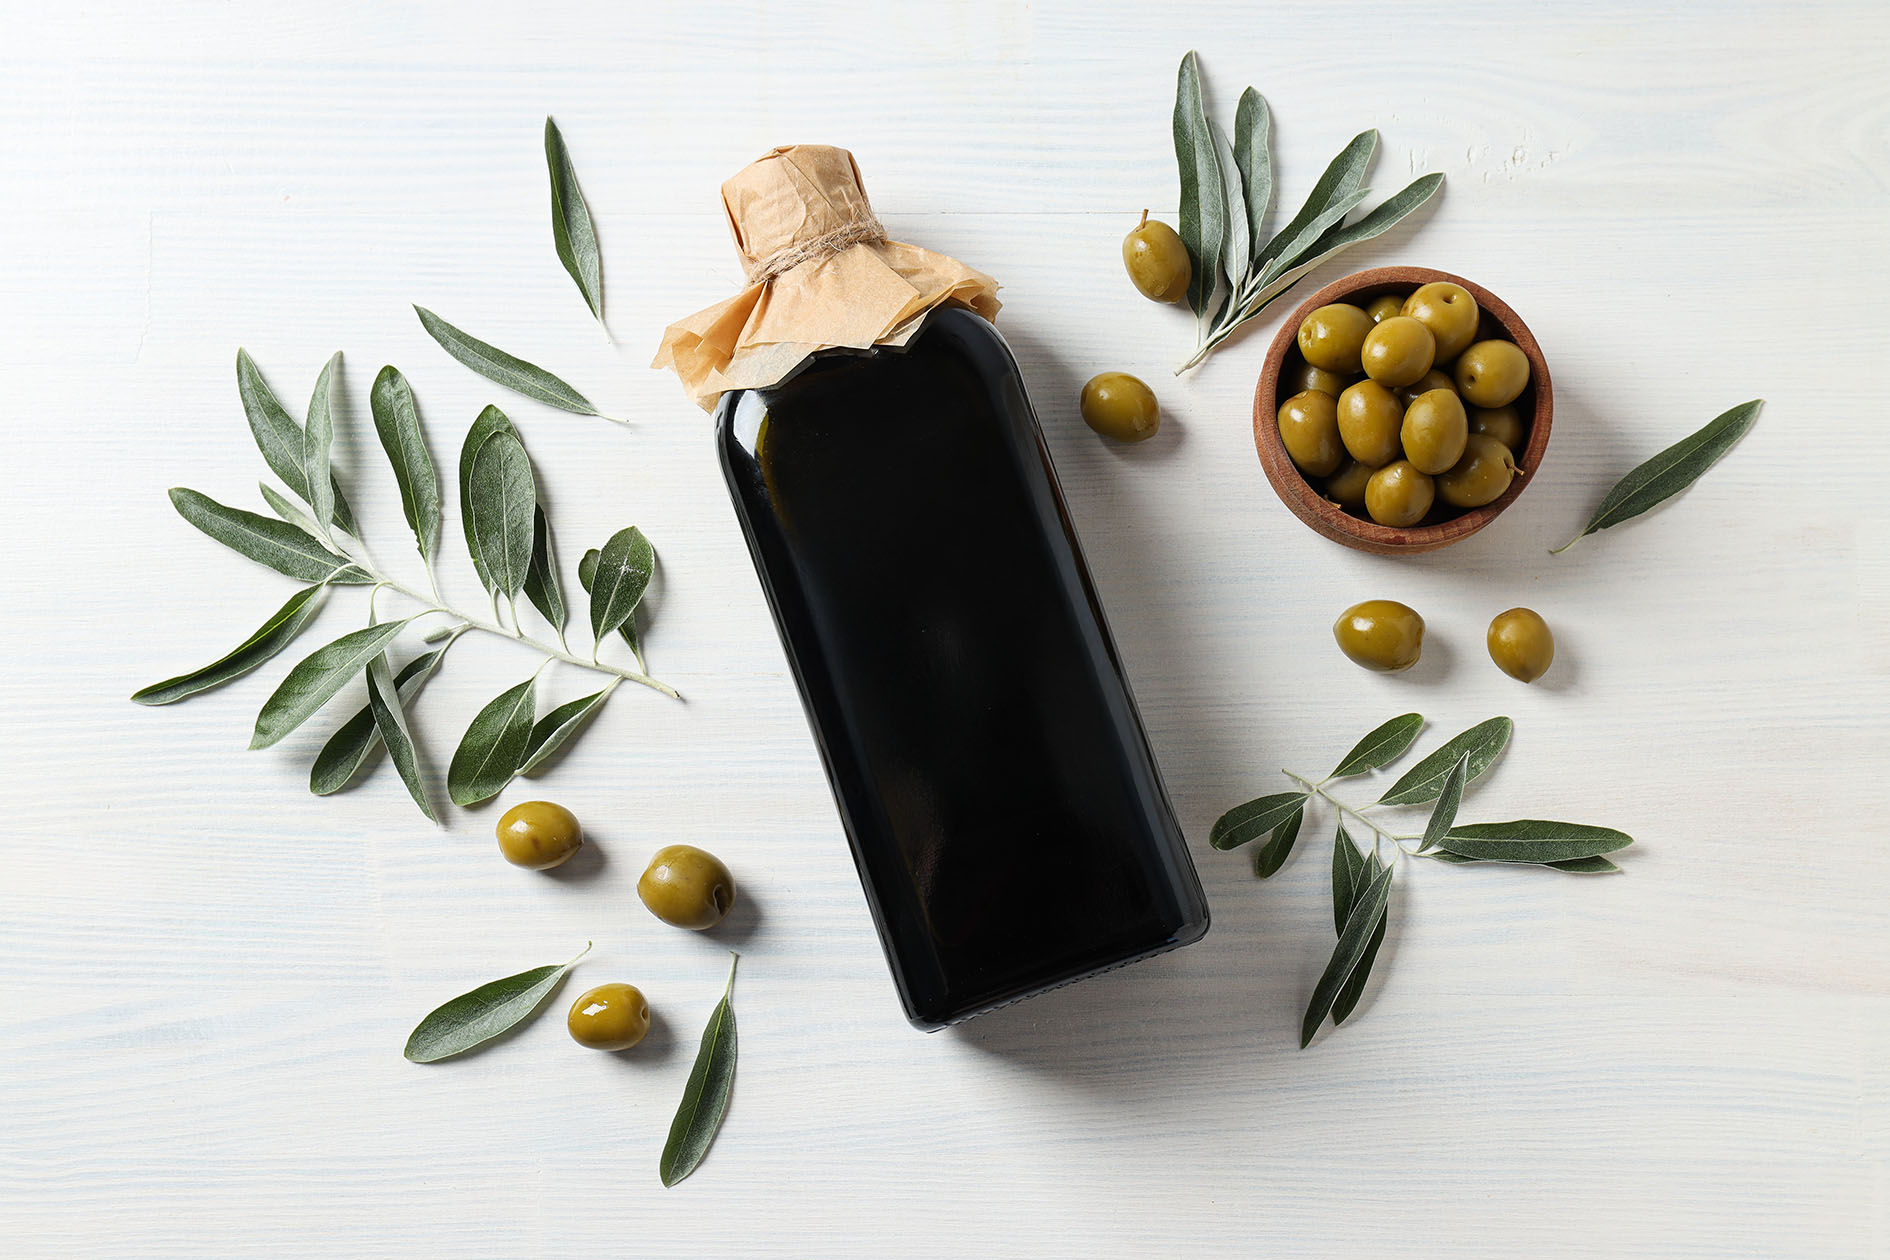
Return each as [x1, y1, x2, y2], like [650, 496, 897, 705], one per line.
[653, 145, 1002, 411]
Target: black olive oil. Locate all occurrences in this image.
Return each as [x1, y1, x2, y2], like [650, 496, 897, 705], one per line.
[716, 307, 1208, 1029]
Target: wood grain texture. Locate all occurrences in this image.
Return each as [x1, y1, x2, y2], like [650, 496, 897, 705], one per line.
[2, 1, 1888, 1256]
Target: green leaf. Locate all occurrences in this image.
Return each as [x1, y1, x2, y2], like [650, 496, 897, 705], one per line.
[403, 943, 590, 1063]
[1257, 129, 1376, 270]
[661, 953, 739, 1188]
[520, 687, 611, 776]
[302, 352, 340, 537]
[259, 482, 322, 536]
[458, 406, 520, 589]
[236, 349, 356, 533]
[466, 431, 536, 599]
[1331, 825, 1365, 932]
[1171, 51, 1226, 319]
[1548, 855, 1623, 874]
[1418, 751, 1472, 854]
[370, 366, 441, 563]
[1231, 88, 1272, 258]
[250, 618, 415, 749]
[309, 650, 445, 795]
[522, 508, 567, 638]
[1440, 820, 1634, 864]
[1333, 851, 1389, 1025]
[132, 585, 326, 705]
[1330, 713, 1423, 779]
[1302, 860, 1393, 1047]
[1208, 790, 1308, 850]
[414, 306, 603, 417]
[589, 526, 655, 648]
[169, 488, 369, 585]
[366, 647, 434, 821]
[1376, 717, 1511, 807]
[1302, 171, 1445, 262]
[1252, 800, 1304, 878]
[545, 116, 603, 323]
[1208, 116, 1249, 292]
[1254, 186, 1369, 288]
[579, 547, 643, 665]
[447, 676, 538, 806]
[1552, 400, 1763, 553]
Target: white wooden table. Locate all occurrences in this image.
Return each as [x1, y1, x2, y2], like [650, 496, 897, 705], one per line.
[5, 2, 1887, 1255]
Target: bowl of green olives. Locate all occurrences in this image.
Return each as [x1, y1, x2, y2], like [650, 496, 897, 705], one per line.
[1253, 266, 1552, 554]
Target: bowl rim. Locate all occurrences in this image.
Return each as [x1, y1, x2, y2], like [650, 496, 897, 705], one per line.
[1253, 266, 1554, 554]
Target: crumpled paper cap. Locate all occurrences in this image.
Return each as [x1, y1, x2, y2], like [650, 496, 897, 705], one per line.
[653, 145, 1001, 411]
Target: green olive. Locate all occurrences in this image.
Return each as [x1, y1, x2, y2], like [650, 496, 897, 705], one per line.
[1401, 282, 1481, 361]
[1335, 381, 1404, 468]
[1395, 369, 1456, 408]
[1364, 293, 1405, 324]
[495, 800, 583, 870]
[1297, 304, 1373, 374]
[1080, 372, 1160, 442]
[1324, 459, 1373, 510]
[638, 844, 736, 930]
[1277, 390, 1344, 477]
[1454, 339, 1531, 408]
[1487, 607, 1555, 683]
[1121, 212, 1191, 303]
[567, 983, 651, 1051]
[1469, 404, 1526, 452]
[1364, 460, 1435, 527]
[1400, 388, 1469, 475]
[1333, 599, 1425, 672]
[1438, 434, 1520, 508]
[1285, 360, 1352, 397]
[1360, 315, 1436, 388]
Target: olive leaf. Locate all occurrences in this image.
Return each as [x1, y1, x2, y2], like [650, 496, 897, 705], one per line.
[447, 676, 538, 806]
[250, 618, 416, 749]
[309, 649, 445, 795]
[1417, 751, 1472, 854]
[1230, 88, 1272, 257]
[1439, 820, 1634, 865]
[459, 405, 520, 590]
[414, 306, 605, 417]
[369, 365, 440, 563]
[1301, 860, 1393, 1047]
[520, 687, 611, 776]
[1376, 717, 1511, 807]
[661, 953, 739, 1188]
[1252, 800, 1304, 878]
[1208, 117, 1249, 292]
[1329, 712, 1423, 779]
[588, 526, 654, 649]
[1331, 825, 1365, 932]
[133, 584, 327, 705]
[404, 943, 591, 1063]
[302, 351, 341, 537]
[522, 508, 568, 642]
[1208, 790, 1309, 851]
[1255, 130, 1375, 274]
[467, 431, 537, 600]
[365, 641, 434, 821]
[169, 488, 370, 585]
[236, 349, 356, 533]
[1171, 51, 1226, 319]
[1432, 852, 1623, 874]
[544, 116, 603, 324]
[579, 546, 643, 665]
[1552, 399, 1763, 554]
[1333, 849, 1388, 1025]
[260, 482, 324, 537]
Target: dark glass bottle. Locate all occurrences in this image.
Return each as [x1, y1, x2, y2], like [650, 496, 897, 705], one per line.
[716, 307, 1208, 1029]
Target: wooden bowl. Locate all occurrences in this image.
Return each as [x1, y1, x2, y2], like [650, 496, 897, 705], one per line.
[1254, 266, 1553, 554]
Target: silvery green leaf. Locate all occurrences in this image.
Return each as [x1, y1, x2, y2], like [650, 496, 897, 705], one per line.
[1231, 88, 1272, 258]
[1257, 129, 1377, 270]
[467, 432, 536, 599]
[302, 351, 341, 536]
[522, 508, 567, 638]
[1440, 820, 1633, 864]
[545, 117, 603, 323]
[1208, 116, 1249, 292]
[366, 647, 434, 821]
[169, 488, 369, 585]
[250, 618, 415, 749]
[1302, 860, 1393, 1047]
[1377, 717, 1512, 807]
[447, 676, 537, 806]
[236, 349, 356, 534]
[1171, 51, 1226, 318]
[1333, 851, 1388, 1025]
[660, 953, 739, 1188]
[1254, 187, 1369, 287]
[458, 406, 520, 589]
[132, 585, 326, 705]
[1208, 790, 1308, 850]
[1252, 800, 1304, 878]
[309, 650, 445, 795]
[403, 943, 589, 1063]
[260, 482, 322, 537]
[414, 306, 603, 416]
[1418, 751, 1473, 854]
[588, 526, 654, 648]
[579, 546, 642, 664]
[1303, 171, 1445, 261]
[1329, 712, 1423, 779]
[1331, 824, 1365, 932]
[1552, 400, 1762, 554]
[370, 365, 441, 562]
[1548, 855, 1623, 874]
[519, 687, 611, 776]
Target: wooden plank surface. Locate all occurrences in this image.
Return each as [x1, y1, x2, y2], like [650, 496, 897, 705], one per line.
[2, 1, 1886, 1255]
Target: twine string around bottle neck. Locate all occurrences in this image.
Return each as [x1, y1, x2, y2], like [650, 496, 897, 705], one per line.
[744, 214, 887, 285]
